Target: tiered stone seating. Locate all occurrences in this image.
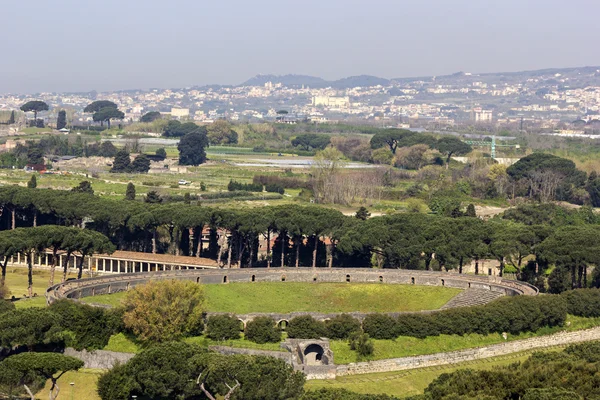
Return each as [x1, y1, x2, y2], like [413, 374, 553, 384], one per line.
[441, 289, 504, 309]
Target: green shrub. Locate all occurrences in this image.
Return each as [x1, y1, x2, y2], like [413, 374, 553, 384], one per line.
[349, 331, 374, 357]
[49, 299, 124, 350]
[362, 314, 397, 340]
[325, 314, 361, 340]
[206, 315, 241, 341]
[392, 294, 567, 339]
[245, 316, 281, 344]
[287, 316, 327, 339]
[562, 289, 600, 317]
[0, 299, 15, 315]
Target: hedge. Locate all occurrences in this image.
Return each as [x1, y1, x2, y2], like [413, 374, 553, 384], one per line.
[365, 295, 567, 339]
[561, 289, 600, 317]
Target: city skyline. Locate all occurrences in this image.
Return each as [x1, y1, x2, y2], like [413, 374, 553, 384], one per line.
[2, 0, 600, 94]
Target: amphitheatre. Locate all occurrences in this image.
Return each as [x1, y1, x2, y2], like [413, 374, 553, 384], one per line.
[43, 264, 544, 379]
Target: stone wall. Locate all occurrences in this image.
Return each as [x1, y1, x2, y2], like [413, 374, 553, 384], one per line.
[63, 348, 134, 369]
[47, 268, 538, 305]
[208, 346, 292, 363]
[336, 326, 600, 376]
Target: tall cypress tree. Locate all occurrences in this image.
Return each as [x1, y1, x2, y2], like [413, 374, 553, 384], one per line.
[110, 150, 131, 173]
[125, 183, 136, 200]
[8, 111, 15, 125]
[57, 110, 67, 130]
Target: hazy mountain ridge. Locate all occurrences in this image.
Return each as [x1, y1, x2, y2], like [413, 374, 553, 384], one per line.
[240, 66, 600, 89]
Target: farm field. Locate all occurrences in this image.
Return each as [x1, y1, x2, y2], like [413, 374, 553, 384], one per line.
[82, 282, 462, 313]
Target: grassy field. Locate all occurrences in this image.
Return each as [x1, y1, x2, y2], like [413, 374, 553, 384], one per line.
[330, 314, 600, 364]
[305, 347, 563, 398]
[82, 282, 461, 313]
[103, 332, 286, 354]
[2, 268, 79, 308]
[36, 368, 103, 400]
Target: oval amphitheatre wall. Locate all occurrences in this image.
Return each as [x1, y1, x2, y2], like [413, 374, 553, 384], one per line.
[46, 268, 538, 322]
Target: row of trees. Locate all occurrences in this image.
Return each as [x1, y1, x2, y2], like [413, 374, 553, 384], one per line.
[0, 187, 598, 289]
[0, 226, 114, 296]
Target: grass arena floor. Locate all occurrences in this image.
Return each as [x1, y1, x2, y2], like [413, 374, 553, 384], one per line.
[81, 282, 462, 313]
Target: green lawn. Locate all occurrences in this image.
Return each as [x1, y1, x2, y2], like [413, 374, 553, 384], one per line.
[2, 268, 79, 308]
[330, 315, 600, 364]
[103, 332, 285, 354]
[36, 368, 103, 400]
[305, 348, 563, 398]
[83, 282, 461, 314]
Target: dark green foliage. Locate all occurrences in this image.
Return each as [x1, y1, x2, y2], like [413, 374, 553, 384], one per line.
[144, 190, 162, 204]
[97, 342, 204, 400]
[362, 314, 398, 339]
[506, 153, 586, 202]
[370, 129, 433, 154]
[27, 174, 37, 189]
[253, 175, 309, 190]
[72, 180, 94, 195]
[434, 137, 472, 165]
[363, 295, 566, 340]
[522, 388, 582, 400]
[140, 111, 162, 123]
[465, 204, 476, 217]
[418, 343, 600, 400]
[325, 314, 361, 339]
[0, 352, 84, 400]
[0, 299, 15, 315]
[129, 154, 151, 173]
[20, 100, 49, 122]
[8, 110, 15, 124]
[99, 344, 304, 400]
[206, 314, 241, 341]
[178, 129, 209, 166]
[48, 299, 123, 350]
[110, 149, 131, 173]
[265, 183, 285, 194]
[244, 316, 281, 344]
[163, 120, 200, 137]
[228, 179, 263, 192]
[27, 145, 44, 164]
[125, 182, 136, 200]
[155, 147, 167, 160]
[93, 107, 124, 129]
[192, 352, 305, 400]
[562, 289, 600, 317]
[84, 100, 118, 113]
[302, 388, 399, 400]
[98, 141, 118, 157]
[56, 110, 67, 130]
[349, 331, 374, 357]
[291, 134, 331, 151]
[0, 308, 63, 349]
[287, 315, 328, 339]
[355, 206, 370, 220]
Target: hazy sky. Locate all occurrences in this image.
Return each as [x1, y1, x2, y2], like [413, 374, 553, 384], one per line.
[2, 0, 599, 94]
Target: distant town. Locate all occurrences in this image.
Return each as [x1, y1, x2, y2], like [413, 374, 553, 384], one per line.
[1, 66, 600, 135]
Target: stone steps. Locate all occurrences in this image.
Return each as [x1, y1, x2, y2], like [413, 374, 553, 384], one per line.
[441, 289, 504, 309]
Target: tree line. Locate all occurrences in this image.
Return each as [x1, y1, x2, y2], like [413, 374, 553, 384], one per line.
[1, 187, 599, 290]
[0, 226, 114, 296]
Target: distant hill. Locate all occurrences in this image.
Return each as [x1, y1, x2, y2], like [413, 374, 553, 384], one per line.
[330, 75, 390, 88]
[240, 66, 600, 89]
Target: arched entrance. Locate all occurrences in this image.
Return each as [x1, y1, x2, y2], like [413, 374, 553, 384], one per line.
[303, 344, 326, 365]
